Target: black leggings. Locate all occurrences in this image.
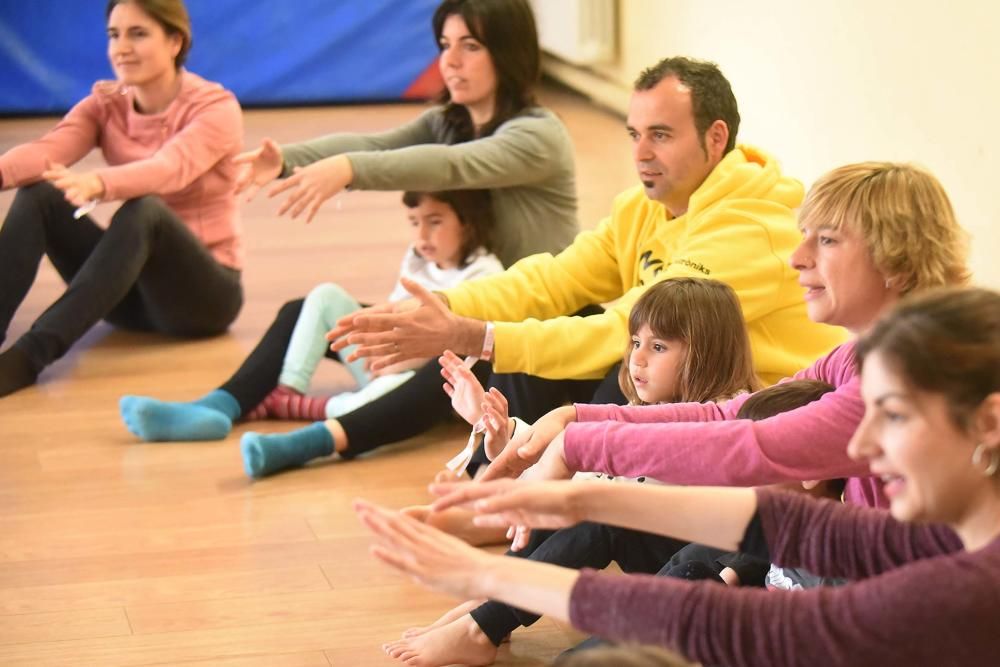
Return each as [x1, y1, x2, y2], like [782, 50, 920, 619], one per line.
[212, 297, 488, 451]
[0, 182, 242, 370]
[469, 522, 688, 645]
[214, 300, 626, 458]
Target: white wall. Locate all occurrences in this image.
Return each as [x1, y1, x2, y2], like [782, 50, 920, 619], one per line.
[547, 0, 999, 287]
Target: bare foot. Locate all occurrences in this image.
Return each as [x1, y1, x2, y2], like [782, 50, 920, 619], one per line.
[383, 614, 497, 667]
[401, 599, 483, 638]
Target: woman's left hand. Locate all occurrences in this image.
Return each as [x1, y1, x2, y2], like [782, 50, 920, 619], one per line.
[42, 163, 105, 207]
[353, 498, 496, 600]
[267, 154, 353, 223]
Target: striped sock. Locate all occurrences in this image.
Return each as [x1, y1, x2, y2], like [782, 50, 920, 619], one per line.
[245, 385, 329, 421]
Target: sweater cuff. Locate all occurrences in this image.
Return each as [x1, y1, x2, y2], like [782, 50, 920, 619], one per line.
[567, 569, 608, 635]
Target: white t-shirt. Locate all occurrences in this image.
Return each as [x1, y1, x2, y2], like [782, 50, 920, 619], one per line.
[388, 245, 503, 302]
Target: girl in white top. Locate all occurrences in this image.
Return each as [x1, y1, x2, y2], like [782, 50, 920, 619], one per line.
[240, 189, 502, 478]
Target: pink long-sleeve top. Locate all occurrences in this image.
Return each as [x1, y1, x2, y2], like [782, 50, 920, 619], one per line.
[569, 489, 984, 667]
[0, 70, 244, 268]
[565, 341, 888, 508]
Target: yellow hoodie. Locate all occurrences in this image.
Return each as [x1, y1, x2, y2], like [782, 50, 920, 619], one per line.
[443, 145, 848, 384]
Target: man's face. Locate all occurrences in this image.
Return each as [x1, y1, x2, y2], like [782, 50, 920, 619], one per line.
[626, 76, 723, 217]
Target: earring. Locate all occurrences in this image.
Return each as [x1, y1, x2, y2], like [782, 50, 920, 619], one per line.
[972, 443, 1000, 477]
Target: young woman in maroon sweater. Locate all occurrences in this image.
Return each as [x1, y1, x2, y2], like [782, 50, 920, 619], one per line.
[356, 286, 1000, 667]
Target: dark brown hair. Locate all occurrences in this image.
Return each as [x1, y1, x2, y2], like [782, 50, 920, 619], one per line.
[432, 0, 540, 141]
[856, 286, 1000, 429]
[634, 56, 740, 155]
[106, 0, 192, 69]
[737, 379, 835, 421]
[738, 379, 846, 500]
[619, 277, 761, 405]
[402, 189, 494, 266]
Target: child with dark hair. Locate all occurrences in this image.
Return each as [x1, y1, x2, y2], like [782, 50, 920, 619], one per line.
[232, 189, 501, 478]
[124, 189, 498, 478]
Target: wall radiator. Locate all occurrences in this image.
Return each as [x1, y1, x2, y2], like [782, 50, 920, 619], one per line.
[530, 0, 616, 66]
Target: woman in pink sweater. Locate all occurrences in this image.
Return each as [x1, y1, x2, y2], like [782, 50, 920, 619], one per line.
[479, 162, 970, 510]
[356, 285, 1000, 666]
[0, 0, 244, 397]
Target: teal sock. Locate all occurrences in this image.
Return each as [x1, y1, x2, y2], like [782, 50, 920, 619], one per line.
[119, 389, 240, 442]
[240, 422, 335, 479]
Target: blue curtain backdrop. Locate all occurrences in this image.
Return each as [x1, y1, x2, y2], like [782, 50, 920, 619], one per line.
[0, 0, 441, 114]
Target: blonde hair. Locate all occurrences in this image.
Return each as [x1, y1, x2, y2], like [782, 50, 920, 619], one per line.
[798, 162, 969, 294]
[618, 277, 761, 405]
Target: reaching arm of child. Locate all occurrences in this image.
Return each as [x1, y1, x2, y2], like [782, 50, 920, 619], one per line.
[480, 387, 514, 461]
[440, 350, 487, 426]
[440, 350, 517, 459]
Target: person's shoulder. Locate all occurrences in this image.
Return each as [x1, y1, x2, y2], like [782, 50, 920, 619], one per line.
[610, 184, 659, 217]
[91, 79, 126, 98]
[496, 106, 567, 134]
[78, 80, 126, 117]
[177, 70, 239, 107]
[803, 339, 859, 385]
[463, 247, 504, 275]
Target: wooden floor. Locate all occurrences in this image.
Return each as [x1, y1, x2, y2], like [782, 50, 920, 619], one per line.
[0, 85, 634, 666]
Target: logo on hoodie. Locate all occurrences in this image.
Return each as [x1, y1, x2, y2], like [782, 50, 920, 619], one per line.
[637, 250, 711, 285]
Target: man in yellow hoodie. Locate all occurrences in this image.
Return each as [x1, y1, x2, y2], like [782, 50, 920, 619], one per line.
[324, 56, 846, 456]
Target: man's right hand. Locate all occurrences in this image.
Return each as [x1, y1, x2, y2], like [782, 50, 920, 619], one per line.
[327, 278, 482, 373]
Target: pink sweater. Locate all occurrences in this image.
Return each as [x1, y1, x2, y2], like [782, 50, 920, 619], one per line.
[565, 342, 888, 508]
[569, 490, 984, 667]
[0, 71, 244, 268]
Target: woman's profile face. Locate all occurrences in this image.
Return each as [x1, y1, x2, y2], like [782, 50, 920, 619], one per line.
[107, 2, 181, 87]
[437, 14, 498, 121]
[789, 221, 895, 333]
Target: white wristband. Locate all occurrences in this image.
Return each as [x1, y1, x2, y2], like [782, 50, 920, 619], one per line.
[481, 321, 495, 361]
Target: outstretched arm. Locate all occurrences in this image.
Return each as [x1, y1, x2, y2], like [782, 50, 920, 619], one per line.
[327, 278, 487, 372]
[356, 490, 981, 667]
[355, 498, 578, 622]
[429, 479, 758, 552]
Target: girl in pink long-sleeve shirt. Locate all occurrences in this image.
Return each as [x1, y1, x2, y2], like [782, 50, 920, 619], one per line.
[356, 285, 1000, 667]
[0, 0, 244, 397]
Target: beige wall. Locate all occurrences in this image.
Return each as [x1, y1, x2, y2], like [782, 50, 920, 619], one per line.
[546, 0, 999, 287]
